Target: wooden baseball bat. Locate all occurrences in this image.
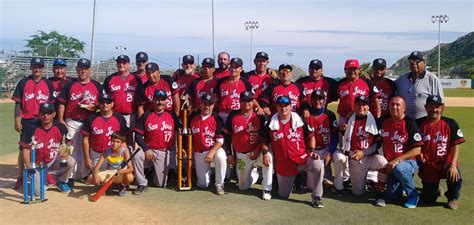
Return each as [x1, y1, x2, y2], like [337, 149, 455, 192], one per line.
[89, 148, 140, 202]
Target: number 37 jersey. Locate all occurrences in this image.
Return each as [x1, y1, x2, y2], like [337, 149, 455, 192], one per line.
[379, 116, 424, 161]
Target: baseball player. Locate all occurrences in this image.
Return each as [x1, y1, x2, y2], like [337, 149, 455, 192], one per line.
[243, 52, 274, 114]
[103, 55, 142, 128]
[57, 58, 102, 181]
[260, 95, 325, 208]
[137, 62, 180, 118]
[214, 52, 232, 80]
[260, 64, 306, 116]
[133, 90, 181, 194]
[132, 51, 149, 84]
[80, 93, 129, 176]
[370, 58, 396, 118]
[12, 57, 54, 189]
[188, 58, 219, 111]
[337, 96, 387, 197]
[49, 58, 76, 99]
[19, 103, 76, 194]
[417, 95, 465, 209]
[173, 54, 200, 96]
[223, 91, 273, 200]
[189, 93, 227, 195]
[213, 57, 252, 122]
[377, 96, 424, 208]
[296, 59, 338, 118]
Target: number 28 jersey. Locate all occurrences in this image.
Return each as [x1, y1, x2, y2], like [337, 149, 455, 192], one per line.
[379, 116, 424, 161]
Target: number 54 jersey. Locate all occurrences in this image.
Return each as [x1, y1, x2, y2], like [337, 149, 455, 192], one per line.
[379, 116, 424, 161]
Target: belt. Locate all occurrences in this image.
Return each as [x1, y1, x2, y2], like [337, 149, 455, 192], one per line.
[152, 148, 169, 152]
[69, 118, 84, 122]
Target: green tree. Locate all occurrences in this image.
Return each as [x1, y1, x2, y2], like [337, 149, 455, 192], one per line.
[24, 30, 85, 57]
[359, 62, 371, 79]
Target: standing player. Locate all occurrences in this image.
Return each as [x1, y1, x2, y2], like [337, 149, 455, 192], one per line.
[188, 58, 219, 111]
[417, 95, 465, 209]
[377, 96, 424, 208]
[57, 58, 102, 181]
[214, 52, 232, 80]
[297, 59, 338, 118]
[132, 90, 180, 194]
[137, 62, 180, 118]
[49, 58, 76, 99]
[214, 57, 252, 122]
[19, 103, 76, 194]
[103, 55, 142, 128]
[260, 95, 324, 208]
[80, 93, 129, 176]
[189, 94, 227, 195]
[223, 91, 273, 200]
[244, 52, 273, 114]
[260, 64, 306, 116]
[174, 54, 200, 96]
[370, 58, 396, 118]
[132, 51, 149, 84]
[12, 57, 54, 189]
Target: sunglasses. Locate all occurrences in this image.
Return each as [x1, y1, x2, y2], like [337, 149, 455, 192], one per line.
[99, 100, 113, 105]
[276, 97, 291, 105]
[40, 111, 55, 116]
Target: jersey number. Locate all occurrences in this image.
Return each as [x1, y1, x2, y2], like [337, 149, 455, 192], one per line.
[436, 143, 447, 156]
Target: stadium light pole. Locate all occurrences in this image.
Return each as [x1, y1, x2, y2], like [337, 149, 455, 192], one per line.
[91, 0, 97, 79]
[286, 52, 294, 64]
[244, 21, 259, 67]
[211, 0, 215, 60]
[431, 14, 449, 78]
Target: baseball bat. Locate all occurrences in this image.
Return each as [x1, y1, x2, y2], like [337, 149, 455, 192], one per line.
[89, 148, 140, 202]
[23, 165, 28, 204]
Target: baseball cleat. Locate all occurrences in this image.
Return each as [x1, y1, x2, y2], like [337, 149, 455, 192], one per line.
[312, 197, 324, 208]
[262, 190, 272, 200]
[118, 184, 127, 197]
[133, 185, 149, 195]
[216, 185, 225, 195]
[448, 199, 458, 210]
[57, 182, 71, 194]
[375, 199, 386, 207]
[404, 195, 419, 208]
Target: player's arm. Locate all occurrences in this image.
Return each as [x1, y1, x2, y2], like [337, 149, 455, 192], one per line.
[137, 104, 145, 119]
[14, 103, 22, 133]
[205, 116, 225, 162]
[172, 92, 180, 115]
[119, 149, 133, 174]
[448, 144, 460, 181]
[92, 153, 106, 185]
[82, 135, 93, 169]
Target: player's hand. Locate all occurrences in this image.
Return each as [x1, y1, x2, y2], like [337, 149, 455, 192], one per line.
[262, 153, 271, 167]
[92, 174, 100, 185]
[386, 159, 399, 174]
[85, 158, 94, 169]
[117, 169, 126, 175]
[419, 153, 426, 164]
[249, 149, 259, 161]
[205, 150, 216, 163]
[14, 121, 22, 133]
[227, 155, 235, 165]
[351, 150, 364, 161]
[85, 104, 96, 111]
[339, 123, 347, 132]
[448, 165, 460, 182]
[145, 150, 155, 161]
[303, 109, 310, 118]
[263, 108, 271, 117]
[309, 152, 320, 160]
[256, 107, 265, 116]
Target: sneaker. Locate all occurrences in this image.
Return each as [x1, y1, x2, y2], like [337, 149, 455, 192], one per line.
[262, 190, 272, 200]
[216, 185, 225, 195]
[118, 184, 127, 197]
[80, 176, 90, 185]
[404, 195, 419, 208]
[343, 180, 351, 189]
[312, 197, 324, 208]
[375, 199, 386, 207]
[57, 182, 71, 194]
[13, 176, 23, 190]
[331, 187, 346, 197]
[133, 185, 149, 195]
[448, 199, 458, 210]
[67, 178, 75, 188]
[47, 173, 56, 186]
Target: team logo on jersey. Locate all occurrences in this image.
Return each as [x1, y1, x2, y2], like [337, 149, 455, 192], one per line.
[373, 86, 379, 93]
[457, 129, 464, 137]
[172, 82, 178, 89]
[413, 133, 422, 142]
[332, 120, 338, 128]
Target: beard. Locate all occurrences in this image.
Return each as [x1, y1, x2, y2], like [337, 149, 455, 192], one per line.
[185, 68, 194, 75]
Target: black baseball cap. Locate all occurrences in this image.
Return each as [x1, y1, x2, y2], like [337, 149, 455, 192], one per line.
[372, 58, 386, 68]
[201, 57, 215, 67]
[276, 95, 291, 105]
[99, 93, 113, 103]
[201, 93, 217, 104]
[311, 89, 326, 99]
[230, 57, 243, 67]
[309, 59, 323, 69]
[426, 95, 443, 105]
[53, 58, 67, 67]
[116, 55, 130, 63]
[278, 63, 292, 71]
[136, 52, 148, 61]
[240, 91, 254, 102]
[154, 89, 168, 100]
[182, 54, 195, 64]
[30, 57, 45, 67]
[255, 52, 269, 60]
[39, 103, 55, 114]
[355, 95, 369, 104]
[408, 51, 425, 61]
[146, 62, 160, 72]
[77, 58, 91, 68]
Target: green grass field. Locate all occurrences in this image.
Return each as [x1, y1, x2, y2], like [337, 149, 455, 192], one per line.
[0, 102, 472, 224]
[444, 89, 474, 97]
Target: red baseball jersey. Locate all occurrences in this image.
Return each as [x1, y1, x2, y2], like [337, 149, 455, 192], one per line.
[80, 112, 129, 153]
[12, 76, 54, 119]
[48, 76, 76, 99]
[214, 69, 232, 80]
[245, 70, 273, 100]
[223, 111, 266, 153]
[189, 112, 224, 153]
[337, 77, 380, 118]
[214, 77, 252, 113]
[380, 116, 424, 161]
[139, 75, 179, 112]
[305, 110, 338, 150]
[416, 116, 465, 168]
[133, 71, 148, 84]
[58, 80, 102, 121]
[261, 81, 306, 114]
[296, 76, 338, 107]
[103, 73, 142, 115]
[188, 77, 219, 109]
[371, 78, 396, 116]
[133, 111, 180, 150]
[19, 121, 68, 163]
[175, 73, 200, 96]
[350, 116, 378, 151]
[260, 117, 313, 176]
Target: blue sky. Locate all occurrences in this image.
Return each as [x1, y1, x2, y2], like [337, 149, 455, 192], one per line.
[1, 0, 473, 77]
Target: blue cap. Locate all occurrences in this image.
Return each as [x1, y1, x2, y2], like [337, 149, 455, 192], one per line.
[53, 58, 67, 67]
[355, 95, 369, 104]
[240, 91, 254, 101]
[255, 52, 269, 60]
[278, 63, 292, 71]
[135, 52, 148, 61]
[230, 57, 243, 67]
[408, 51, 425, 61]
[276, 95, 291, 105]
[201, 93, 217, 104]
[309, 59, 323, 69]
[154, 89, 168, 100]
[182, 54, 195, 64]
[116, 55, 130, 63]
[311, 89, 326, 99]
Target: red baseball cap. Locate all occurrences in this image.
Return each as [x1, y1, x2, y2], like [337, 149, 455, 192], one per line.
[344, 59, 360, 69]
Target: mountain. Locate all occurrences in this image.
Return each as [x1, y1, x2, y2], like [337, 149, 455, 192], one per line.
[390, 32, 474, 78]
